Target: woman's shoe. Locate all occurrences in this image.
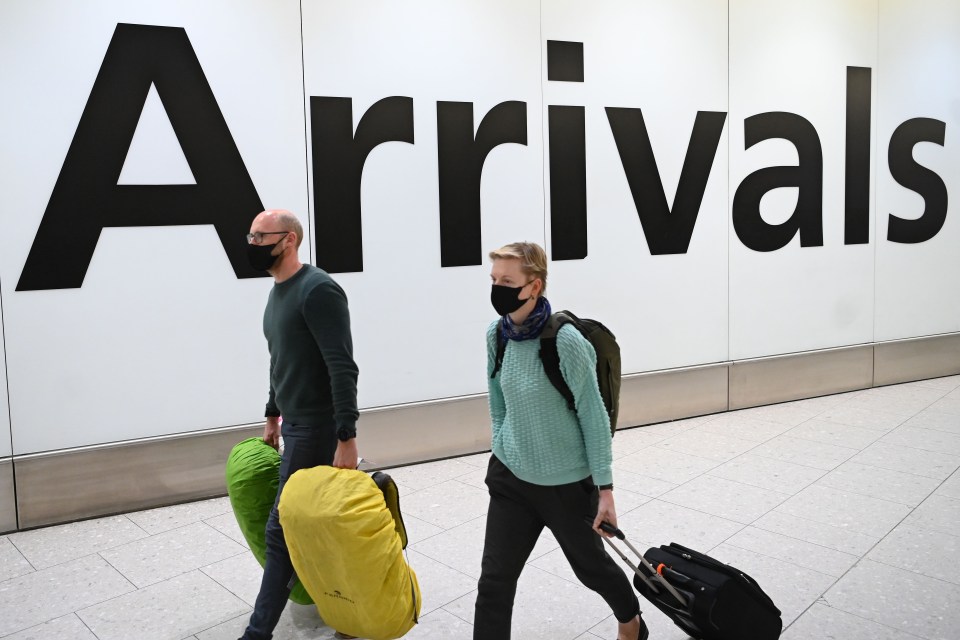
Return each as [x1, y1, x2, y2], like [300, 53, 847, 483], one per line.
[618, 613, 649, 640]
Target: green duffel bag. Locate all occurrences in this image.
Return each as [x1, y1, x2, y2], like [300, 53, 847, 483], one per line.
[225, 437, 313, 605]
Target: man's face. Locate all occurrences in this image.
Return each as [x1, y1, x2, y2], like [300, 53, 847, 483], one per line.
[248, 213, 290, 251]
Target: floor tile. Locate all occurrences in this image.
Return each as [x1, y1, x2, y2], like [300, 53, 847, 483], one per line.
[400, 479, 489, 529]
[748, 434, 859, 471]
[403, 608, 473, 639]
[444, 565, 613, 639]
[654, 430, 759, 462]
[816, 461, 941, 507]
[405, 550, 477, 616]
[410, 514, 558, 580]
[7, 515, 148, 570]
[781, 603, 921, 640]
[383, 459, 479, 491]
[458, 452, 492, 468]
[880, 425, 960, 456]
[608, 468, 678, 498]
[738, 402, 822, 426]
[935, 471, 960, 499]
[611, 427, 670, 459]
[752, 511, 880, 556]
[2, 614, 99, 640]
[823, 560, 960, 640]
[911, 375, 960, 391]
[724, 526, 859, 578]
[786, 419, 886, 449]
[869, 384, 949, 404]
[693, 414, 794, 442]
[851, 442, 960, 480]
[100, 521, 246, 588]
[200, 550, 263, 606]
[0, 554, 135, 637]
[844, 393, 934, 417]
[195, 605, 332, 640]
[708, 543, 836, 627]
[77, 570, 249, 640]
[901, 494, 960, 536]
[774, 485, 911, 537]
[868, 523, 960, 585]
[401, 513, 446, 546]
[202, 512, 250, 548]
[614, 447, 718, 485]
[901, 410, 960, 435]
[454, 467, 489, 492]
[0, 536, 34, 582]
[815, 405, 908, 431]
[126, 497, 234, 535]
[529, 544, 630, 587]
[929, 397, 960, 415]
[659, 475, 790, 524]
[709, 454, 826, 495]
[615, 499, 745, 553]
[590, 611, 694, 640]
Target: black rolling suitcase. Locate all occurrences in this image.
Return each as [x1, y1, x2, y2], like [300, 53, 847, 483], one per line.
[596, 521, 782, 640]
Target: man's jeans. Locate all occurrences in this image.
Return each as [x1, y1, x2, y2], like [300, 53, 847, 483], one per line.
[241, 422, 337, 640]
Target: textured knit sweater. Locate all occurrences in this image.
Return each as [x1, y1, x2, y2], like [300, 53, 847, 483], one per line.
[263, 265, 359, 432]
[486, 320, 613, 487]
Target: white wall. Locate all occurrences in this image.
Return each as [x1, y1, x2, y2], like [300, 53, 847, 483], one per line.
[0, 0, 957, 456]
[875, 0, 960, 341]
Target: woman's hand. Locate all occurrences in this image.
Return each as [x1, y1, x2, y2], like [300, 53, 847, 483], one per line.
[592, 489, 617, 538]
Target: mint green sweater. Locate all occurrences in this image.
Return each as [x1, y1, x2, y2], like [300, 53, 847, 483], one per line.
[486, 320, 613, 487]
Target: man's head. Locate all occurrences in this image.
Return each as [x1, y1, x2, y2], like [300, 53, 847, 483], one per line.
[247, 209, 304, 275]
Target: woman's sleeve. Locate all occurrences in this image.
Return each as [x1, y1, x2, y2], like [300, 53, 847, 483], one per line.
[556, 325, 613, 486]
[486, 321, 506, 437]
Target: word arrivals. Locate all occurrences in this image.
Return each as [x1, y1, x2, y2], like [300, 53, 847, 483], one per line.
[17, 29, 948, 291]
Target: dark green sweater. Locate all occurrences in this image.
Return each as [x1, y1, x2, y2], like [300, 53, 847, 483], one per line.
[263, 265, 359, 433]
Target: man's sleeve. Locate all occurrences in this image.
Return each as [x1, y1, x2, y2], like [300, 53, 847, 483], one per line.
[302, 280, 360, 435]
[265, 359, 281, 417]
[486, 321, 506, 436]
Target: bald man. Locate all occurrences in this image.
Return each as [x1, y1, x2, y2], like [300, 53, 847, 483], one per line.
[240, 210, 360, 640]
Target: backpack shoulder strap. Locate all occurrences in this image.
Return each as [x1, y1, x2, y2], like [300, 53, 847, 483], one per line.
[539, 313, 576, 412]
[371, 471, 408, 549]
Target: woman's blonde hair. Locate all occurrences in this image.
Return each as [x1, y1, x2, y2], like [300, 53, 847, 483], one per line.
[489, 242, 548, 295]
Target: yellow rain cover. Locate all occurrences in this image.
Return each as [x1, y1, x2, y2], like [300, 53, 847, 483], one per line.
[279, 466, 421, 640]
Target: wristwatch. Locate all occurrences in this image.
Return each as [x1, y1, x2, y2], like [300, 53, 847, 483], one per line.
[598, 483, 613, 491]
[337, 426, 356, 442]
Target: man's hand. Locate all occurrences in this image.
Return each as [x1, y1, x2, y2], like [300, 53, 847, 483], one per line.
[592, 489, 617, 538]
[333, 437, 359, 470]
[263, 417, 281, 450]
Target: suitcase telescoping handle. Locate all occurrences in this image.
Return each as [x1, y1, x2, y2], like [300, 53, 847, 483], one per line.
[589, 519, 689, 608]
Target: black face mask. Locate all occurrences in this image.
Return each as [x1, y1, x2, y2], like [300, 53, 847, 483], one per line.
[491, 282, 532, 316]
[247, 241, 284, 272]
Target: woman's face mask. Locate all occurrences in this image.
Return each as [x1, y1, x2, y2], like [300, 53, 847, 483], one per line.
[491, 281, 533, 316]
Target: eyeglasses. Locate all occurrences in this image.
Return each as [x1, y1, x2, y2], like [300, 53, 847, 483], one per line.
[246, 231, 289, 245]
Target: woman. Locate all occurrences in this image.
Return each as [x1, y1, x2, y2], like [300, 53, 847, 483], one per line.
[474, 242, 647, 640]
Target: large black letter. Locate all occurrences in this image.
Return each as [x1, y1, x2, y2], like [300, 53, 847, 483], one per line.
[887, 118, 948, 244]
[845, 66, 872, 245]
[732, 112, 824, 252]
[437, 101, 527, 267]
[310, 96, 414, 273]
[549, 106, 587, 260]
[606, 108, 726, 255]
[17, 23, 264, 291]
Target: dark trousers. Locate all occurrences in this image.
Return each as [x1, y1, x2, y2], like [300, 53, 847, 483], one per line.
[242, 423, 337, 640]
[474, 455, 640, 640]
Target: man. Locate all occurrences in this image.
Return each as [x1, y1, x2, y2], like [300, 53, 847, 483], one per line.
[240, 209, 360, 640]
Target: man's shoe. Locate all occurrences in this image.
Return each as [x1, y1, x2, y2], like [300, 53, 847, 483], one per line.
[333, 633, 357, 639]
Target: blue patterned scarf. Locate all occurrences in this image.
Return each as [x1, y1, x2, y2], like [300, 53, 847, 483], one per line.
[500, 296, 552, 341]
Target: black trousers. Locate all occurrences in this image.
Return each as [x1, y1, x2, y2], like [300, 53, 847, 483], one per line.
[474, 455, 640, 639]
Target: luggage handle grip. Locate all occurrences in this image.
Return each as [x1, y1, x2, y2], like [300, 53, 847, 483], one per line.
[585, 518, 688, 608]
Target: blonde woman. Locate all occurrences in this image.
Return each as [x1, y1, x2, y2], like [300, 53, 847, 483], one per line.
[474, 242, 646, 640]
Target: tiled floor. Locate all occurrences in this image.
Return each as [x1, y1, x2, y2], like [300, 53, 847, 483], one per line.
[2, 376, 959, 639]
